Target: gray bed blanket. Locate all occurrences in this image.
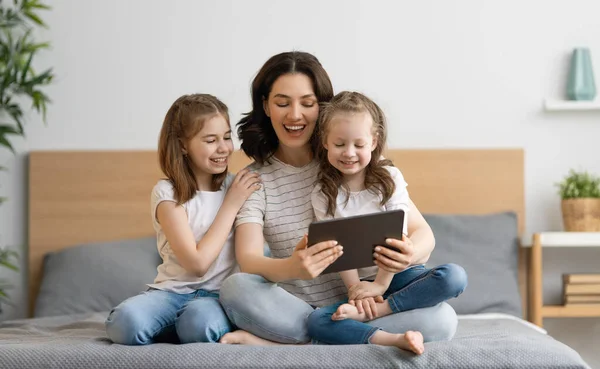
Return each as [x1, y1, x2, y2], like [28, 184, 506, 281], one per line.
[0, 312, 590, 369]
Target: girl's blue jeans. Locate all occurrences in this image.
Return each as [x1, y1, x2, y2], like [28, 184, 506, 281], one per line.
[307, 263, 467, 344]
[105, 288, 232, 345]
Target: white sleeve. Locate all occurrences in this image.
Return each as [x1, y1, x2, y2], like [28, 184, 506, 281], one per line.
[150, 180, 179, 225]
[384, 166, 410, 234]
[311, 184, 334, 221]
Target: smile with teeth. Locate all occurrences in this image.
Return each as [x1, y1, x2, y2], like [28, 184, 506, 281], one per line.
[210, 158, 227, 164]
[284, 124, 305, 132]
[340, 160, 357, 165]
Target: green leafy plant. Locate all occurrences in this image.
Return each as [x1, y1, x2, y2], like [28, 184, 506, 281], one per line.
[1, 0, 53, 154]
[0, 248, 18, 313]
[1, 0, 53, 313]
[557, 169, 600, 199]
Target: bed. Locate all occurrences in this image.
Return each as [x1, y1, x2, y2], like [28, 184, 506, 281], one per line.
[0, 149, 591, 369]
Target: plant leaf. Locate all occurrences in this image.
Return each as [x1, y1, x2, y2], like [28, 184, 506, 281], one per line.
[23, 10, 45, 27]
[0, 134, 16, 154]
[0, 260, 18, 271]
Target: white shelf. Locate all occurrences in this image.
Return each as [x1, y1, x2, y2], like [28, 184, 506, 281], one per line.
[521, 232, 600, 247]
[544, 99, 600, 111]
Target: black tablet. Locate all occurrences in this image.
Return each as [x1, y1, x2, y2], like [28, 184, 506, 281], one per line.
[307, 209, 405, 275]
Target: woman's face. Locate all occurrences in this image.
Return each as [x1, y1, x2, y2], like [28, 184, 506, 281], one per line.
[264, 73, 319, 152]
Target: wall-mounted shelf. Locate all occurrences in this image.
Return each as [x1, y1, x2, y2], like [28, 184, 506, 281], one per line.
[544, 99, 600, 111]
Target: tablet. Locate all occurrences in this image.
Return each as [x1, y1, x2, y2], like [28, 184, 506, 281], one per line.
[307, 209, 405, 275]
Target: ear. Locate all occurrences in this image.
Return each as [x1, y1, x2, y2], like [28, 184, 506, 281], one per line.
[180, 140, 188, 155]
[263, 98, 270, 117]
[371, 136, 378, 151]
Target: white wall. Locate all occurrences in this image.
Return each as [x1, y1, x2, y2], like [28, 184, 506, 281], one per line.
[0, 0, 598, 365]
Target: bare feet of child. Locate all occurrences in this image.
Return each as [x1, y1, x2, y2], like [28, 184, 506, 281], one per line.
[370, 330, 424, 355]
[332, 301, 390, 322]
[219, 330, 278, 346]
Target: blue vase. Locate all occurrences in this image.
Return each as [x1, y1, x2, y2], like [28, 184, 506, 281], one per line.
[566, 48, 597, 101]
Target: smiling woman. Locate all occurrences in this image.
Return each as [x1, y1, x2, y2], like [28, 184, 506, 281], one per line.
[264, 74, 319, 155]
[217, 51, 459, 350]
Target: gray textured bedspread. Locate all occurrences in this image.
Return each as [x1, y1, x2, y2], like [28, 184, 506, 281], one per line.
[0, 312, 590, 369]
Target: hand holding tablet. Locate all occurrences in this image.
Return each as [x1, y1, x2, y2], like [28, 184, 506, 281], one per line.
[307, 210, 406, 275]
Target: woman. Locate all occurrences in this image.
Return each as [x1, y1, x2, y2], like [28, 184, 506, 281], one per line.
[218, 51, 463, 346]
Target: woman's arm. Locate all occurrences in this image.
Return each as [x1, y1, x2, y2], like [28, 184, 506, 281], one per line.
[373, 200, 435, 273]
[235, 223, 343, 282]
[235, 223, 294, 282]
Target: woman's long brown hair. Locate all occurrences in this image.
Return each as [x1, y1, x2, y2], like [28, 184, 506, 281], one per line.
[158, 93, 230, 204]
[237, 51, 334, 164]
[316, 91, 395, 217]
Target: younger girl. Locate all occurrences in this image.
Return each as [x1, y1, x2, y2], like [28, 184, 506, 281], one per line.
[105, 94, 261, 345]
[308, 91, 467, 353]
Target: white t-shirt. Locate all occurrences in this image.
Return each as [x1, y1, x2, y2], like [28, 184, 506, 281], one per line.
[311, 166, 411, 279]
[148, 174, 238, 293]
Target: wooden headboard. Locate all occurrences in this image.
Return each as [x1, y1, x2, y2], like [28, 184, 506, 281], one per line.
[28, 149, 526, 317]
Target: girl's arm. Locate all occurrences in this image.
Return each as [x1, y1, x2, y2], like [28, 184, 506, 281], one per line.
[339, 270, 361, 289]
[157, 169, 260, 276]
[374, 200, 435, 272]
[406, 201, 435, 265]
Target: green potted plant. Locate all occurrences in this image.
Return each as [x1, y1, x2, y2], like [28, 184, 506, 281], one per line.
[1, 0, 53, 314]
[557, 169, 600, 231]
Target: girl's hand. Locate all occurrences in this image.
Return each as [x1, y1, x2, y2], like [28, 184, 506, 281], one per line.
[373, 234, 414, 273]
[347, 281, 387, 301]
[349, 296, 384, 320]
[224, 168, 261, 208]
[290, 235, 343, 280]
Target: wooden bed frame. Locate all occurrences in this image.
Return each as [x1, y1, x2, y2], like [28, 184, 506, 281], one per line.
[28, 149, 527, 318]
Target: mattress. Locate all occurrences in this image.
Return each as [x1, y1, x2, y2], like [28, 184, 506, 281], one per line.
[0, 312, 590, 369]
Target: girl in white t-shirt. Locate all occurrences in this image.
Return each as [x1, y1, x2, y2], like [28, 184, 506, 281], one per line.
[309, 91, 467, 353]
[105, 94, 261, 345]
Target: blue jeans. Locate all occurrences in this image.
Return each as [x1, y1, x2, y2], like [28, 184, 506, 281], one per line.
[307, 263, 468, 344]
[219, 269, 462, 345]
[105, 288, 232, 345]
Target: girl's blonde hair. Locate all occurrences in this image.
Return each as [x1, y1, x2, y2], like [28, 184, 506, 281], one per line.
[316, 91, 395, 217]
[158, 93, 230, 204]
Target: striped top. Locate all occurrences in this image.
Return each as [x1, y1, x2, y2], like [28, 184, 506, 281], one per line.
[235, 157, 347, 307]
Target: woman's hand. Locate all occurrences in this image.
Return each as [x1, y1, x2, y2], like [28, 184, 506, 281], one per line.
[289, 235, 343, 280]
[373, 234, 414, 273]
[224, 168, 261, 208]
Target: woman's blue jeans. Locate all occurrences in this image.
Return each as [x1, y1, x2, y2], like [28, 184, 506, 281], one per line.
[105, 288, 232, 345]
[219, 263, 466, 345]
[307, 263, 468, 344]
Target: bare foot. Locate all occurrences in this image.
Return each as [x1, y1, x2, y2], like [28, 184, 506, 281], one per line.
[332, 303, 368, 321]
[331, 300, 393, 322]
[396, 331, 424, 355]
[370, 330, 424, 355]
[219, 330, 279, 346]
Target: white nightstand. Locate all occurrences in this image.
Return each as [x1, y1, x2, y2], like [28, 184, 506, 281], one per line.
[522, 232, 600, 327]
